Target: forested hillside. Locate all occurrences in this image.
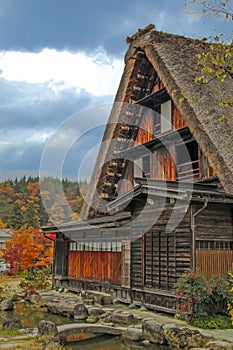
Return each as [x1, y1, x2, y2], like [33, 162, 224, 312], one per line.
[0, 176, 85, 228]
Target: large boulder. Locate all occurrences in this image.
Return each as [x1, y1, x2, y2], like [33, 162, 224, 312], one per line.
[73, 303, 89, 320]
[38, 320, 58, 336]
[46, 301, 75, 318]
[163, 325, 206, 349]
[12, 293, 26, 302]
[0, 299, 14, 311]
[27, 293, 41, 304]
[2, 318, 22, 330]
[111, 311, 136, 325]
[83, 290, 112, 305]
[206, 341, 233, 350]
[88, 307, 106, 317]
[142, 318, 166, 345]
[123, 326, 143, 342]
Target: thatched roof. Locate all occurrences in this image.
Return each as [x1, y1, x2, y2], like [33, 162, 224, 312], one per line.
[81, 28, 233, 219]
[136, 30, 233, 192]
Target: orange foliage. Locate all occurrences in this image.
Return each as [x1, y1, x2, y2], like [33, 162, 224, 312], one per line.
[0, 219, 6, 228]
[3, 226, 53, 272]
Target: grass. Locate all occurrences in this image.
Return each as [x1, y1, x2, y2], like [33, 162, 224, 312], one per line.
[0, 335, 72, 350]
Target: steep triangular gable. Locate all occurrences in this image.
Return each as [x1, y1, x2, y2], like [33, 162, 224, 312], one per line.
[81, 29, 233, 219]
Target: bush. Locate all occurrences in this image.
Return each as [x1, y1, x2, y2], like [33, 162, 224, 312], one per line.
[190, 315, 232, 329]
[19, 266, 51, 291]
[174, 269, 231, 323]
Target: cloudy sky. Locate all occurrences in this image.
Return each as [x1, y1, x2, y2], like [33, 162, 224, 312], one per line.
[0, 0, 232, 182]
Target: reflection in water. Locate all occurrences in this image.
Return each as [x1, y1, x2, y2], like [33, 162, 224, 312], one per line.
[0, 303, 166, 350]
[65, 334, 167, 350]
[0, 302, 78, 328]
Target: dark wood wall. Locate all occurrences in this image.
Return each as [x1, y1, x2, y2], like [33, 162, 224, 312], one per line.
[131, 201, 192, 291]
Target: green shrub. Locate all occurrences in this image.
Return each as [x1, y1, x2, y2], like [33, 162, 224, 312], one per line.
[19, 266, 51, 291]
[174, 269, 231, 323]
[190, 315, 232, 329]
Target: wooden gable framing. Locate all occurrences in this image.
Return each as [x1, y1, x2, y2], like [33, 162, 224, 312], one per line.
[81, 28, 233, 220]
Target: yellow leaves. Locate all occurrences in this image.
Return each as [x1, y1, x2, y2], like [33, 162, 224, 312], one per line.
[0, 219, 6, 228]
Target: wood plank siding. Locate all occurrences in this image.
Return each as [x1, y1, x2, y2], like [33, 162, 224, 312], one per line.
[194, 203, 233, 278]
[68, 251, 121, 285]
[131, 202, 192, 291]
[196, 250, 233, 279]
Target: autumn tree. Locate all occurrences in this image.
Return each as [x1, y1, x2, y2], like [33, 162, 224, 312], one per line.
[0, 219, 6, 229]
[0, 176, 85, 228]
[185, 0, 233, 119]
[3, 226, 53, 273]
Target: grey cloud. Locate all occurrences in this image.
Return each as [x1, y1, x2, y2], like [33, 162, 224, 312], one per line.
[0, 78, 112, 178]
[0, 0, 230, 56]
[0, 78, 112, 130]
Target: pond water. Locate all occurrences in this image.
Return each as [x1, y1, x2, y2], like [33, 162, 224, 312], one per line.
[0, 303, 167, 350]
[0, 302, 76, 328]
[64, 334, 166, 350]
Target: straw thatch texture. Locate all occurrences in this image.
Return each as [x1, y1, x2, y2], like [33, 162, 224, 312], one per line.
[81, 29, 233, 219]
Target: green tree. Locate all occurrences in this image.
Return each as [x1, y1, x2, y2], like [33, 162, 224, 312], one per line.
[7, 202, 24, 229]
[24, 202, 38, 228]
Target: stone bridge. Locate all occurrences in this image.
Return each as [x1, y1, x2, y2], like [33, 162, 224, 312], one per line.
[57, 323, 126, 341]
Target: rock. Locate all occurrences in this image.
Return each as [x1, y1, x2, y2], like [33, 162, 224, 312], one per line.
[112, 299, 119, 305]
[89, 307, 106, 316]
[83, 290, 112, 305]
[12, 293, 26, 302]
[73, 303, 89, 320]
[83, 298, 95, 305]
[103, 308, 115, 313]
[46, 302, 75, 318]
[163, 325, 206, 350]
[38, 320, 58, 336]
[27, 294, 41, 304]
[18, 329, 28, 335]
[207, 341, 233, 350]
[140, 306, 148, 312]
[141, 340, 151, 345]
[111, 311, 136, 325]
[2, 318, 22, 330]
[86, 316, 98, 323]
[0, 299, 14, 311]
[64, 288, 69, 293]
[142, 318, 165, 345]
[128, 302, 138, 309]
[123, 327, 143, 342]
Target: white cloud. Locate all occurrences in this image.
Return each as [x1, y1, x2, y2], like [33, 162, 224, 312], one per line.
[0, 48, 124, 96]
[26, 131, 54, 143]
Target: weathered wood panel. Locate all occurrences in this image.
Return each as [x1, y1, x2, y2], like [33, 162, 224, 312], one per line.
[131, 202, 191, 291]
[68, 251, 121, 285]
[131, 238, 143, 288]
[172, 105, 186, 130]
[152, 146, 176, 181]
[136, 114, 153, 144]
[196, 250, 233, 279]
[194, 203, 233, 241]
[54, 233, 69, 277]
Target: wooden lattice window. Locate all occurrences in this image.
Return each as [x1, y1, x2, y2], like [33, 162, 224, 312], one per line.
[196, 240, 233, 250]
[69, 241, 122, 252]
